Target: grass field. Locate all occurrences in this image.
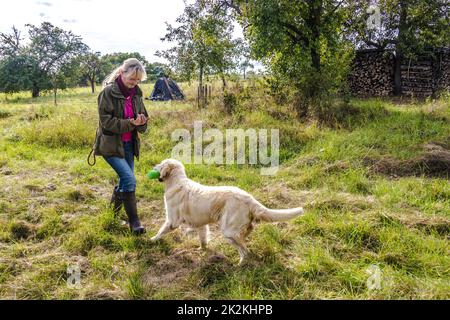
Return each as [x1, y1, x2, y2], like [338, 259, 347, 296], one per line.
[0, 82, 449, 299]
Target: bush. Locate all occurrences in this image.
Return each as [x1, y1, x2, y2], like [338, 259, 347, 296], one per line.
[223, 91, 238, 114]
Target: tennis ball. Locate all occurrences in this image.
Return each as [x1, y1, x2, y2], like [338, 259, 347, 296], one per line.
[147, 169, 160, 179]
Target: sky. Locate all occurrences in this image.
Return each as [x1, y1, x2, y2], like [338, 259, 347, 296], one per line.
[0, 0, 245, 64]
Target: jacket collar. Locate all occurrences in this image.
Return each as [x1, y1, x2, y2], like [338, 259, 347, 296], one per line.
[109, 80, 143, 98]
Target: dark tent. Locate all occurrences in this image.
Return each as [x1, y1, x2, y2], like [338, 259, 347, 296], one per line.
[148, 77, 185, 101]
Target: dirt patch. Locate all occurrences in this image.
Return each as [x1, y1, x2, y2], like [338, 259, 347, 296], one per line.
[24, 184, 44, 193]
[83, 288, 124, 300]
[366, 143, 450, 178]
[142, 246, 232, 295]
[379, 211, 450, 237]
[324, 161, 350, 173]
[409, 218, 450, 236]
[143, 248, 199, 287]
[260, 183, 315, 209]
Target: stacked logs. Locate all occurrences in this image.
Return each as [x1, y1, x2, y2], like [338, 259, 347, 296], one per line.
[348, 49, 395, 97]
[401, 58, 433, 97]
[433, 48, 450, 93]
[348, 48, 450, 97]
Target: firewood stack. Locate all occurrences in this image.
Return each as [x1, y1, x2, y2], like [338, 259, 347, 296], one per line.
[348, 49, 395, 97]
[433, 48, 450, 94]
[401, 58, 433, 97]
[348, 48, 449, 97]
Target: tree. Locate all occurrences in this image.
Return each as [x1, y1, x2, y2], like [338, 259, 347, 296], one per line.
[0, 54, 49, 96]
[79, 52, 157, 91]
[0, 26, 21, 57]
[217, 0, 354, 116]
[237, 42, 253, 79]
[157, 0, 243, 92]
[26, 22, 89, 103]
[146, 62, 172, 80]
[0, 26, 52, 97]
[80, 51, 102, 93]
[54, 57, 84, 92]
[347, 0, 450, 95]
[101, 52, 149, 69]
[157, 1, 208, 86]
[99, 52, 151, 85]
[0, 23, 89, 100]
[101, 52, 149, 77]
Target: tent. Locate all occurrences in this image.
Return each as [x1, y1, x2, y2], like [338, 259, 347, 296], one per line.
[148, 76, 185, 101]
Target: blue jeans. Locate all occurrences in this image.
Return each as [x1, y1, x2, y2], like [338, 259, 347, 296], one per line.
[103, 141, 136, 192]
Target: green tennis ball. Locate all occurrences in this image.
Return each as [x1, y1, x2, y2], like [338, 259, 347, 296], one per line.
[147, 169, 160, 179]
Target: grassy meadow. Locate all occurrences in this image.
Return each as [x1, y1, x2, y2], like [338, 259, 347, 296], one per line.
[0, 81, 449, 299]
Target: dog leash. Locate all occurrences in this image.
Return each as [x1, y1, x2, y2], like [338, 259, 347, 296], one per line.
[87, 148, 96, 166]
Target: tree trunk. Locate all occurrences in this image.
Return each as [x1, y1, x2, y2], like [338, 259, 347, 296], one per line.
[199, 64, 203, 89]
[394, 0, 408, 96]
[54, 86, 57, 106]
[305, 0, 322, 111]
[198, 64, 204, 108]
[311, 47, 321, 72]
[394, 51, 403, 96]
[221, 74, 227, 91]
[32, 83, 40, 98]
[309, 0, 322, 73]
[90, 78, 95, 93]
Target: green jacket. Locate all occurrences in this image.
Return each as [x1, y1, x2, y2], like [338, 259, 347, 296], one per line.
[93, 81, 148, 160]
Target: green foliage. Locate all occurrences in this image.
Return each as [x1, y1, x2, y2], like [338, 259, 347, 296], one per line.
[222, 91, 238, 113]
[229, 0, 354, 114]
[98, 52, 172, 84]
[347, 0, 450, 95]
[145, 62, 172, 81]
[26, 22, 89, 97]
[349, 0, 450, 56]
[158, 0, 243, 84]
[3, 56, 54, 97]
[78, 51, 103, 91]
[0, 22, 88, 98]
[101, 52, 149, 69]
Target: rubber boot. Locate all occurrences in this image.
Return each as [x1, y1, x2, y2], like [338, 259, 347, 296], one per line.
[109, 186, 123, 217]
[122, 191, 146, 235]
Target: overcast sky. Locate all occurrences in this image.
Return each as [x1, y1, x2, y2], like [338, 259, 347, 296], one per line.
[0, 0, 244, 64]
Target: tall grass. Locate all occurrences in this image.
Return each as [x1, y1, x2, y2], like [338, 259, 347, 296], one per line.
[0, 83, 448, 299]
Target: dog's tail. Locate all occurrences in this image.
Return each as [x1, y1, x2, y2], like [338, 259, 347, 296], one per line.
[252, 202, 305, 222]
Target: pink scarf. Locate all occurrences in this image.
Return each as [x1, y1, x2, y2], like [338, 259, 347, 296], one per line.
[116, 76, 135, 142]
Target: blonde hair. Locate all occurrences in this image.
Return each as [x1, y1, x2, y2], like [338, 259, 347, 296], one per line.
[102, 58, 147, 88]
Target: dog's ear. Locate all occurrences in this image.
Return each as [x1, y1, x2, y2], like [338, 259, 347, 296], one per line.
[159, 162, 173, 181]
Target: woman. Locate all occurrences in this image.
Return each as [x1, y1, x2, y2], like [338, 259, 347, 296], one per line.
[93, 58, 149, 235]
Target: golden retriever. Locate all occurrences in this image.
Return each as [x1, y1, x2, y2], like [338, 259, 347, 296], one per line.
[150, 159, 304, 264]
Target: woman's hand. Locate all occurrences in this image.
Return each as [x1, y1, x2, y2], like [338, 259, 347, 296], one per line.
[130, 113, 147, 126]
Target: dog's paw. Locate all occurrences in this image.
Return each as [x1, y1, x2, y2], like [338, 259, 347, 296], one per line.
[150, 236, 159, 242]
